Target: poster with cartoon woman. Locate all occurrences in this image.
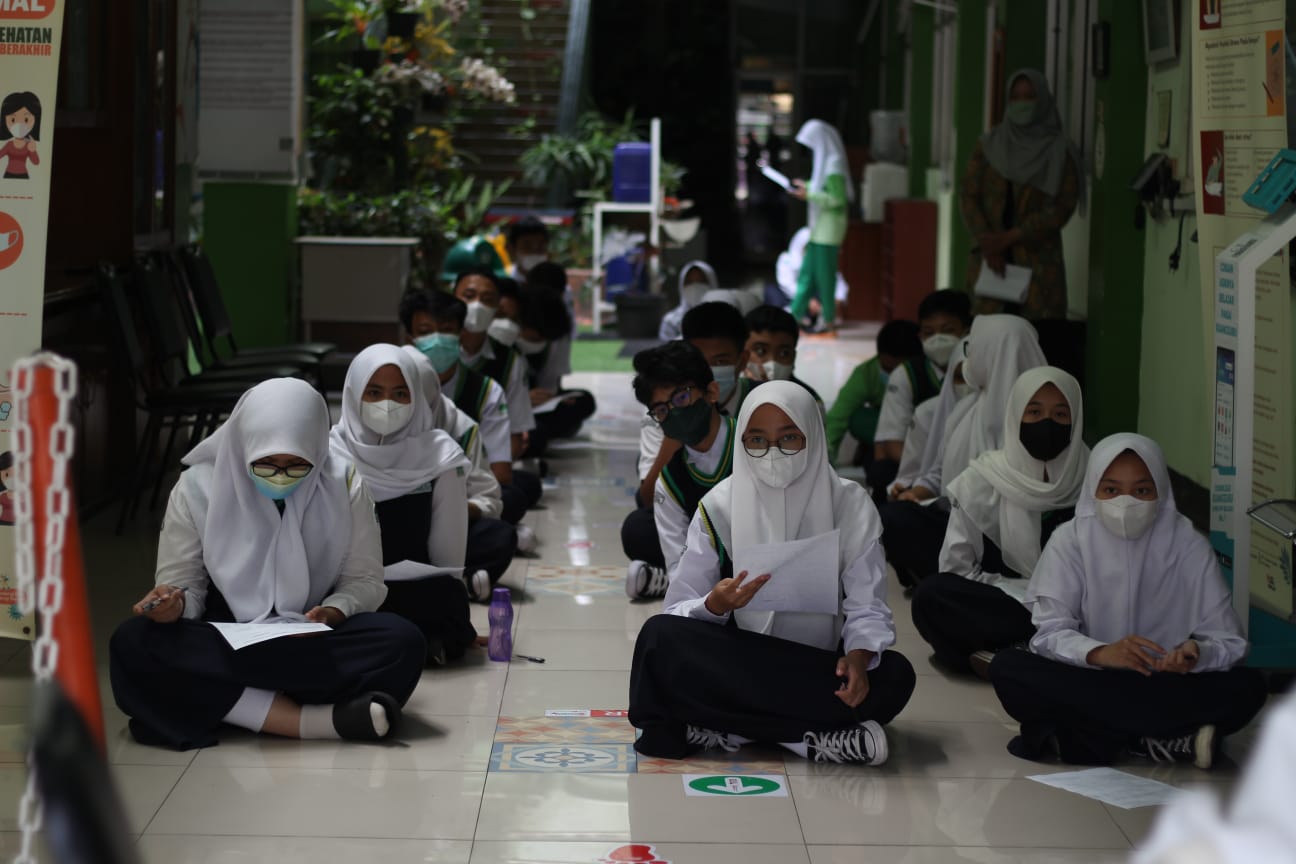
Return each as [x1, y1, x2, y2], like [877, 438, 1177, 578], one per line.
[0, 91, 40, 180]
[0, 452, 13, 526]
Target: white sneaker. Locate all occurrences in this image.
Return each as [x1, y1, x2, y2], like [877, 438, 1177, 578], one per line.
[625, 560, 669, 601]
[515, 524, 538, 555]
[685, 725, 741, 753]
[466, 569, 491, 602]
[804, 720, 888, 766]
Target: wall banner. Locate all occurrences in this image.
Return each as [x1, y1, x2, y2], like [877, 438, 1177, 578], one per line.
[0, 0, 68, 639]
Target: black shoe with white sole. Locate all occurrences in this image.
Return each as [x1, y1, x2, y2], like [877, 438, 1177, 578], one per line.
[804, 720, 888, 765]
[625, 560, 669, 601]
[1132, 724, 1217, 769]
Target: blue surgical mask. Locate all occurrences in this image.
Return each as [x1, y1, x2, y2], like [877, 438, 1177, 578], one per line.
[711, 364, 737, 399]
[250, 471, 307, 501]
[414, 333, 462, 374]
[879, 370, 890, 387]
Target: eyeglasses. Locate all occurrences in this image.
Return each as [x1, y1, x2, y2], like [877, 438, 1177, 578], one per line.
[742, 433, 807, 458]
[250, 463, 314, 479]
[646, 386, 697, 424]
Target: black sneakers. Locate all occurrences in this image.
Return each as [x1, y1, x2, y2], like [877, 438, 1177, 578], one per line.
[625, 560, 669, 601]
[685, 725, 741, 753]
[1132, 724, 1217, 769]
[804, 720, 889, 765]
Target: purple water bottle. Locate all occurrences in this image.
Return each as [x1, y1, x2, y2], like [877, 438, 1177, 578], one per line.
[488, 587, 513, 662]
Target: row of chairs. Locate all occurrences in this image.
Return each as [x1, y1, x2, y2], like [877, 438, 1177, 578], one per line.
[101, 246, 336, 534]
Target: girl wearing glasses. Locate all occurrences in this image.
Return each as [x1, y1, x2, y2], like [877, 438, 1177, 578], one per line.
[110, 378, 426, 750]
[630, 382, 915, 764]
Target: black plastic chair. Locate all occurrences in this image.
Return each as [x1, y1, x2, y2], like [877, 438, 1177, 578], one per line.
[100, 264, 247, 533]
[179, 244, 335, 371]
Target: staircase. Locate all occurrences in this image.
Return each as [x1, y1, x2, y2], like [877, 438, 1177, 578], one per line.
[452, 0, 574, 209]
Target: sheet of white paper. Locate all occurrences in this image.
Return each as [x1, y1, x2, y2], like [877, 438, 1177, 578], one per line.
[760, 164, 793, 191]
[532, 395, 565, 415]
[973, 262, 1032, 303]
[734, 529, 840, 614]
[384, 560, 464, 582]
[209, 620, 332, 651]
[1028, 768, 1182, 809]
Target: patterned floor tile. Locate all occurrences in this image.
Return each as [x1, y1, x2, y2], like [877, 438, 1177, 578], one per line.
[526, 565, 626, 596]
[489, 742, 636, 773]
[495, 716, 637, 744]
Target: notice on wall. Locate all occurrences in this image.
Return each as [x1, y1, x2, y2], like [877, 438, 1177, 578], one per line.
[0, 0, 68, 640]
[197, 0, 302, 179]
[1193, 0, 1296, 618]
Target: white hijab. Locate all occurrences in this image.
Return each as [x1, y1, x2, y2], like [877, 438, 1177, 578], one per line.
[915, 339, 971, 484]
[180, 378, 352, 623]
[700, 381, 882, 637]
[946, 366, 1089, 575]
[796, 119, 855, 230]
[1026, 434, 1241, 650]
[676, 260, 718, 313]
[329, 344, 469, 503]
[939, 315, 1047, 491]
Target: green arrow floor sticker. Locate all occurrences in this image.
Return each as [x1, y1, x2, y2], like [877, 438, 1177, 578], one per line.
[682, 774, 787, 797]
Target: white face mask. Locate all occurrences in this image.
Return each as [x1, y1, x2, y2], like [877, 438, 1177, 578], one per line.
[518, 253, 547, 274]
[361, 400, 414, 436]
[1096, 495, 1159, 540]
[762, 360, 794, 381]
[8, 121, 30, 140]
[487, 317, 521, 347]
[463, 300, 496, 334]
[682, 282, 709, 308]
[922, 333, 960, 368]
[515, 336, 548, 356]
[750, 449, 804, 489]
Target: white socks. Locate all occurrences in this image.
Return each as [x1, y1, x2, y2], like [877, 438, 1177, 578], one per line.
[224, 689, 393, 740]
[222, 688, 275, 733]
[299, 704, 343, 740]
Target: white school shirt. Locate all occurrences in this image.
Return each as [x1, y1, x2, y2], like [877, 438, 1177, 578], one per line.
[461, 341, 536, 435]
[443, 367, 513, 466]
[638, 381, 746, 480]
[529, 335, 573, 393]
[937, 504, 1027, 602]
[437, 398, 503, 520]
[156, 471, 387, 621]
[875, 361, 945, 444]
[651, 419, 731, 577]
[893, 397, 938, 489]
[663, 511, 895, 663]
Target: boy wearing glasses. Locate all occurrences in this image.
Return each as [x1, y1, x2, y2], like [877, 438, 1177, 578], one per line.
[623, 341, 738, 601]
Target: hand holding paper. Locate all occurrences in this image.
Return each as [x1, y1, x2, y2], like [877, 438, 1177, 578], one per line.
[733, 530, 841, 614]
[974, 262, 1032, 304]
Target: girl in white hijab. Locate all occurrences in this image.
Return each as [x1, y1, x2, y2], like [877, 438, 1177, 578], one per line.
[911, 367, 1089, 675]
[331, 345, 481, 661]
[788, 119, 853, 334]
[629, 382, 915, 765]
[659, 261, 719, 341]
[109, 378, 427, 750]
[989, 434, 1266, 767]
[882, 315, 1047, 585]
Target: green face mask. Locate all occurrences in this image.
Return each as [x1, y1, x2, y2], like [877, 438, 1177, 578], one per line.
[1006, 100, 1037, 126]
[659, 397, 714, 447]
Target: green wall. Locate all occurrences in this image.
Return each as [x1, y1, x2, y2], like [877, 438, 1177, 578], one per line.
[203, 183, 299, 347]
[907, 4, 935, 199]
[949, 0, 988, 292]
[1086, 0, 1148, 439]
[1002, 0, 1048, 78]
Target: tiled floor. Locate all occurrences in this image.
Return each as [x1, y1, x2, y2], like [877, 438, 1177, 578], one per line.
[0, 324, 1269, 862]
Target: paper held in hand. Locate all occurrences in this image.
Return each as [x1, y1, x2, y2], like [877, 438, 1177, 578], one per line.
[733, 529, 840, 614]
[973, 262, 1032, 303]
[760, 164, 793, 192]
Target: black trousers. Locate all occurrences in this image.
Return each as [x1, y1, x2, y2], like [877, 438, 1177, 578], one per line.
[864, 458, 899, 510]
[620, 505, 665, 569]
[630, 615, 916, 759]
[500, 469, 543, 524]
[527, 390, 596, 456]
[109, 611, 426, 751]
[911, 573, 1035, 673]
[467, 516, 517, 581]
[380, 576, 477, 661]
[880, 500, 951, 586]
[990, 648, 1268, 765]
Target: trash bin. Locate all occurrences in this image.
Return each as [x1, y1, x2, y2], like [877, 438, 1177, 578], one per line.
[614, 292, 669, 340]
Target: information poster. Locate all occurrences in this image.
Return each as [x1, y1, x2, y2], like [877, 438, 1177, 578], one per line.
[1194, 0, 1296, 618]
[0, 0, 68, 639]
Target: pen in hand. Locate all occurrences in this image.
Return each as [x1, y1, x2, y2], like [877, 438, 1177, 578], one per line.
[139, 586, 186, 613]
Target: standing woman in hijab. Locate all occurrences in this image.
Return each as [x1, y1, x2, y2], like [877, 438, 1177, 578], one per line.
[110, 378, 426, 750]
[990, 434, 1266, 768]
[630, 382, 915, 765]
[961, 69, 1080, 320]
[331, 345, 479, 663]
[912, 367, 1089, 675]
[788, 119, 853, 334]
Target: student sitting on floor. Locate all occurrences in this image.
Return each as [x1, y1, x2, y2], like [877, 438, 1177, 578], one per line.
[622, 341, 737, 601]
[329, 347, 480, 663]
[400, 345, 519, 592]
[110, 378, 426, 750]
[400, 288, 540, 555]
[630, 382, 916, 764]
[882, 315, 1047, 586]
[824, 319, 922, 491]
[989, 433, 1267, 768]
[911, 367, 1089, 676]
[659, 260, 719, 342]
[742, 305, 825, 411]
[872, 290, 972, 496]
